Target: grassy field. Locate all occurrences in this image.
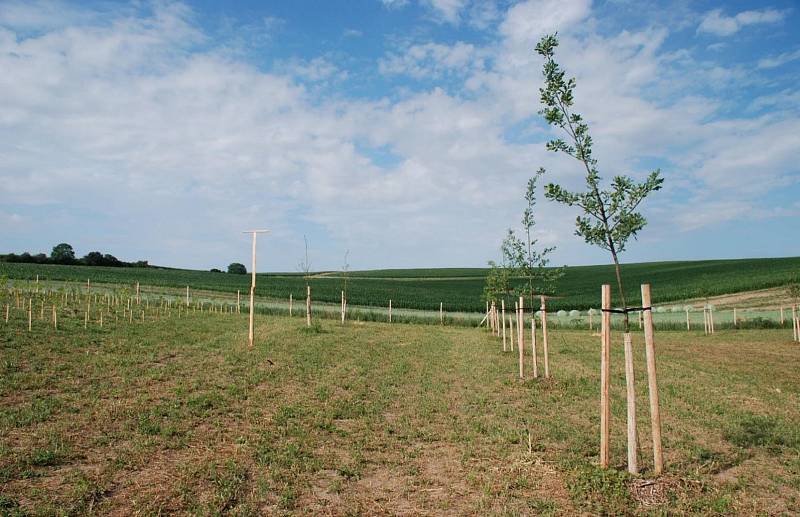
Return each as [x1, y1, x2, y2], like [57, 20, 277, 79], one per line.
[3, 256, 800, 312]
[1, 304, 799, 514]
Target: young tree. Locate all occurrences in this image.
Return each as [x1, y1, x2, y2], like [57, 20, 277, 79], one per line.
[536, 34, 663, 332]
[483, 260, 511, 304]
[298, 235, 312, 286]
[502, 168, 564, 301]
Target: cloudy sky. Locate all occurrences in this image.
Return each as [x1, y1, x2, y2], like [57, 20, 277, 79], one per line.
[1, 0, 798, 271]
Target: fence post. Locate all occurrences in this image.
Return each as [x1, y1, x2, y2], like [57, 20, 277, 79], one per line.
[623, 331, 638, 475]
[518, 297, 524, 379]
[501, 300, 507, 352]
[541, 296, 550, 378]
[531, 311, 538, 378]
[641, 284, 664, 475]
[600, 285, 611, 469]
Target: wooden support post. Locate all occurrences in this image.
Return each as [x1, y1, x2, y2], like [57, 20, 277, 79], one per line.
[4, 304, 8, 323]
[686, 308, 690, 331]
[243, 229, 269, 346]
[509, 312, 514, 352]
[306, 285, 312, 327]
[733, 307, 737, 328]
[440, 302, 443, 325]
[641, 284, 664, 475]
[100, 311, 103, 328]
[600, 285, 611, 469]
[389, 299, 392, 323]
[501, 300, 507, 352]
[289, 293, 293, 317]
[541, 296, 550, 378]
[793, 305, 798, 342]
[186, 286, 190, 307]
[52, 305, 57, 330]
[589, 310, 593, 331]
[780, 306, 784, 325]
[710, 309, 715, 334]
[531, 313, 538, 378]
[28, 298, 32, 331]
[518, 297, 524, 379]
[136, 282, 140, 305]
[623, 331, 638, 475]
[341, 291, 345, 325]
[237, 290, 241, 313]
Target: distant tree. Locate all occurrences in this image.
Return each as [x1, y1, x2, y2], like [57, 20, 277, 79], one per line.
[210, 268, 223, 273]
[227, 262, 247, 274]
[502, 168, 564, 301]
[132, 260, 149, 268]
[82, 251, 105, 266]
[103, 254, 122, 267]
[536, 34, 663, 333]
[50, 243, 76, 264]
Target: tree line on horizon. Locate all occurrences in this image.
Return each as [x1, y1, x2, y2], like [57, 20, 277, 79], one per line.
[0, 243, 150, 268]
[1, 242, 249, 275]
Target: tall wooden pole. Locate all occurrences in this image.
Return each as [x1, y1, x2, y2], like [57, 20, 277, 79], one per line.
[517, 297, 524, 379]
[540, 296, 550, 378]
[242, 230, 270, 348]
[531, 313, 538, 378]
[186, 286, 190, 307]
[389, 299, 392, 323]
[641, 284, 664, 475]
[501, 300, 507, 352]
[624, 331, 638, 474]
[306, 285, 312, 327]
[600, 285, 611, 469]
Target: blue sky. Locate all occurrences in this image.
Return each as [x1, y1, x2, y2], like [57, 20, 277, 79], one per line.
[0, 0, 798, 271]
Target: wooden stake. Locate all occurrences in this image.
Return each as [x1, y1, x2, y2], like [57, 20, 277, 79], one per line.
[28, 299, 32, 331]
[243, 229, 269, 346]
[793, 305, 798, 341]
[440, 302, 443, 325]
[100, 311, 103, 328]
[710, 309, 715, 334]
[237, 290, 241, 313]
[501, 300, 507, 352]
[780, 306, 784, 325]
[540, 296, 550, 379]
[136, 281, 140, 304]
[686, 308, 690, 331]
[186, 286, 190, 307]
[641, 284, 664, 475]
[733, 307, 737, 328]
[518, 297, 524, 379]
[306, 285, 312, 327]
[389, 299, 392, 323]
[509, 312, 514, 352]
[589, 310, 593, 331]
[341, 291, 345, 325]
[4, 304, 8, 323]
[600, 285, 611, 469]
[289, 293, 293, 317]
[623, 331, 638, 474]
[52, 305, 57, 330]
[531, 313, 538, 378]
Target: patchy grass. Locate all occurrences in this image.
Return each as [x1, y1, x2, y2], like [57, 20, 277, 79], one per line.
[1, 309, 799, 515]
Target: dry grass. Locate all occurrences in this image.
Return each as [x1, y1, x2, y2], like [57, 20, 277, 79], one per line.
[1, 308, 799, 515]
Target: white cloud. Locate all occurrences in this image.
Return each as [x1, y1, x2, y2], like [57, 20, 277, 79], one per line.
[379, 41, 487, 78]
[380, 0, 409, 10]
[1, 0, 797, 269]
[758, 48, 800, 69]
[421, 0, 469, 24]
[500, 0, 592, 43]
[698, 8, 787, 37]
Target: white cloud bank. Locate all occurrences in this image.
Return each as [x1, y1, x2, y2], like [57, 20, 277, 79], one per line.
[0, 0, 798, 269]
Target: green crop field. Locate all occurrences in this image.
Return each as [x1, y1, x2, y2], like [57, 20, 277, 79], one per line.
[2, 256, 799, 312]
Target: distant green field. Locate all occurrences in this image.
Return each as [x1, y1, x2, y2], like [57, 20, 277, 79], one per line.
[2, 257, 799, 312]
